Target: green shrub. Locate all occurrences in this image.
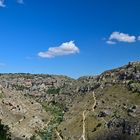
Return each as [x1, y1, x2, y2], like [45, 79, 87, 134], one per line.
[30, 135, 36, 140]
[0, 122, 11, 140]
[12, 84, 30, 91]
[129, 82, 140, 93]
[0, 91, 4, 98]
[47, 88, 60, 94]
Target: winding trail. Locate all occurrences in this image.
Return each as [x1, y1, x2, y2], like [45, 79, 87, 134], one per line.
[79, 110, 87, 140]
[92, 91, 96, 112]
[79, 91, 97, 140]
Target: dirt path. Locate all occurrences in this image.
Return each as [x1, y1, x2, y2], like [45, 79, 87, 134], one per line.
[55, 129, 63, 140]
[79, 110, 87, 140]
[13, 117, 25, 126]
[92, 91, 96, 112]
[79, 91, 97, 140]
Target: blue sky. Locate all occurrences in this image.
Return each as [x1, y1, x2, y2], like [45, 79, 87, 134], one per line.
[0, 0, 140, 78]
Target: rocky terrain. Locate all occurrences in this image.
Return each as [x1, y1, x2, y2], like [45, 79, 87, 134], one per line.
[0, 61, 140, 140]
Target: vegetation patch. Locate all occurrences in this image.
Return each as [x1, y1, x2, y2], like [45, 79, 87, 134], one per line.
[12, 84, 30, 91]
[47, 88, 60, 94]
[38, 102, 64, 140]
[0, 91, 4, 98]
[128, 81, 140, 93]
[0, 122, 11, 140]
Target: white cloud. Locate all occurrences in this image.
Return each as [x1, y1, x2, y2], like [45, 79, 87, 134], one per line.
[109, 32, 136, 43]
[0, 0, 24, 7]
[138, 36, 140, 41]
[106, 40, 116, 45]
[38, 41, 80, 58]
[0, 0, 6, 7]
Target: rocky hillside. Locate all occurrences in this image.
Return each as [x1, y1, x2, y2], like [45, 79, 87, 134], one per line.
[0, 61, 140, 140]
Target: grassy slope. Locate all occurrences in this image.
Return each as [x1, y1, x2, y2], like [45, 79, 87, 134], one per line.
[57, 84, 140, 140]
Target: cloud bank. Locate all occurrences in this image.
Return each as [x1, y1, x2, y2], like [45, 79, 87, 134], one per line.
[38, 41, 80, 58]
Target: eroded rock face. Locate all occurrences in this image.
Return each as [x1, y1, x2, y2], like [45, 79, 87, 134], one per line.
[105, 118, 140, 140]
[0, 89, 50, 140]
[107, 118, 140, 135]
